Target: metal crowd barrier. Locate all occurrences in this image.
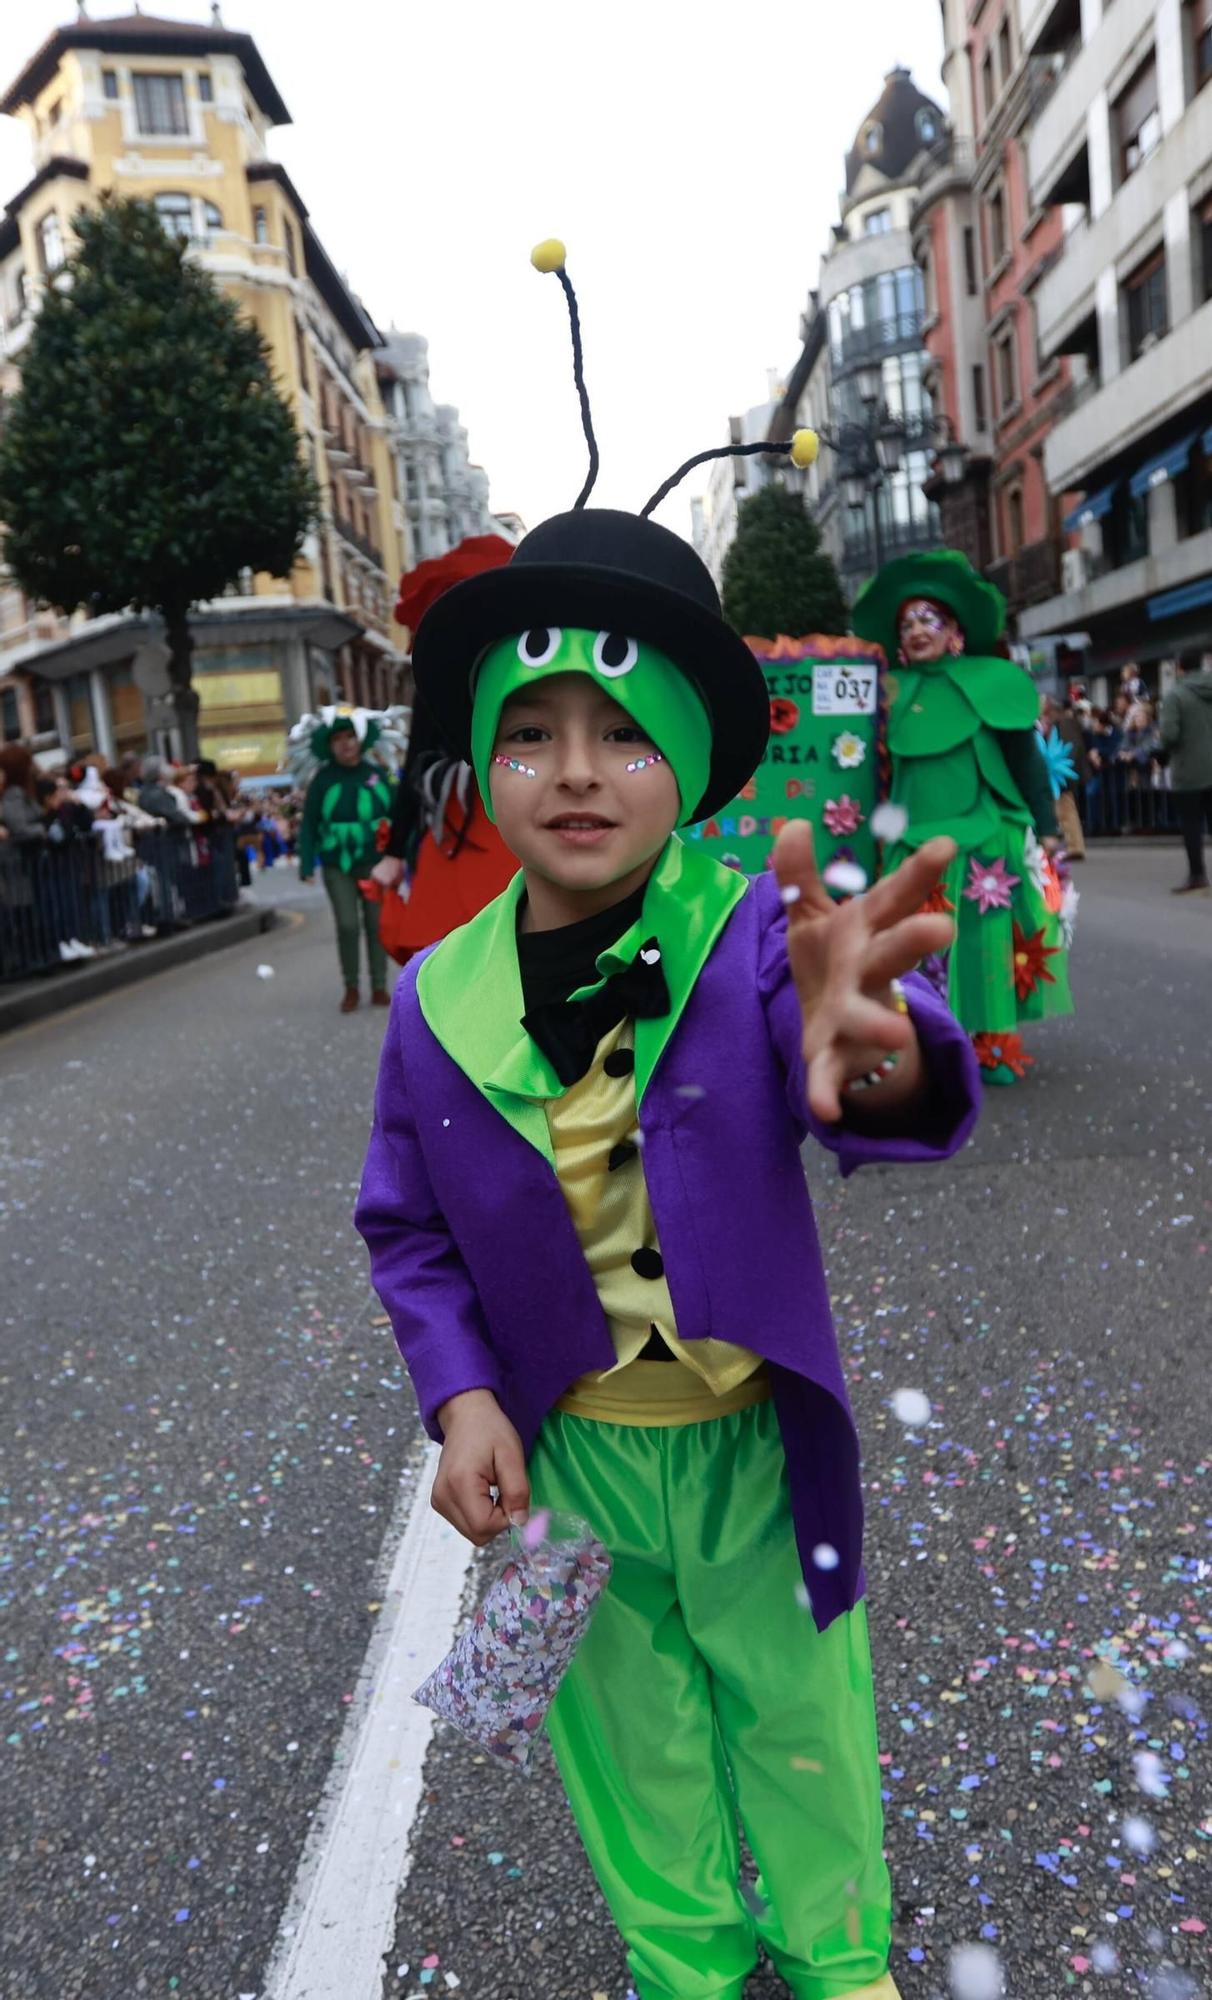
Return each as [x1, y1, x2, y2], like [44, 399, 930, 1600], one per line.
[0, 823, 240, 984]
[1079, 767, 1182, 838]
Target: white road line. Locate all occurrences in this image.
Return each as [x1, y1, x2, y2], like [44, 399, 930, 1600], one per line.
[260, 1441, 475, 2000]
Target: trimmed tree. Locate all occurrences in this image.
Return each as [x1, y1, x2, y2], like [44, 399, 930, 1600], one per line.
[0, 196, 317, 757]
[721, 482, 849, 641]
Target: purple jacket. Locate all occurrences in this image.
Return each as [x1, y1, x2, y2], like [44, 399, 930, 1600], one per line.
[356, 870, 980, 1626]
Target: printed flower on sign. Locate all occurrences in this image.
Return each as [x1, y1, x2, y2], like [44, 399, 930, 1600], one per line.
[823, 794, 863, 837]
[1011, 921, 1059, 998]
[769, 697, 800, 735]
[832, 730, 866, 770]
[972, 1031, 1034, 1078]
[963, 854, 1020, 914]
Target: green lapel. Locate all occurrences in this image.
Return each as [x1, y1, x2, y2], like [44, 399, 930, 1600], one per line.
[415, 837, 750, 1164]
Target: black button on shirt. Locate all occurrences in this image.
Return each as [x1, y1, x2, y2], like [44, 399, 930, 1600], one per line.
[608, 1141, 638, 1172]
[630, 1246, 665, 1281]
[603, 1046, 635, 1078]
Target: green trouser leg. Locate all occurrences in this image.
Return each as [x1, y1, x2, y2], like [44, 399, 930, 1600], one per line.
[323, 867, 385, 988]
[323, 867, 362, 986]
[528, 1402, 897, 2000]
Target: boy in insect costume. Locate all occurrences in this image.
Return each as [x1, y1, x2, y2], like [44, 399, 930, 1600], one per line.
[357, 246, 982, 1999]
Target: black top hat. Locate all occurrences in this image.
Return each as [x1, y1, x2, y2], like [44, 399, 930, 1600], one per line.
[410, 241, 821, 824]
[412, 507, 771, 823]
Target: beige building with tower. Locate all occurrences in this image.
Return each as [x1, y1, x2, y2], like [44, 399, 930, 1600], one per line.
[0, 8, 410, 775]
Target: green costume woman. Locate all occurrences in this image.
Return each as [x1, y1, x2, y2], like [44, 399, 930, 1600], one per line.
[290, 705, 405, 1013]
[852, 551, 1073, 1082]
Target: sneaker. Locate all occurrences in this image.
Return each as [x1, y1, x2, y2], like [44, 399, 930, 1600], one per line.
[59, 940, 80, 962]
[1171, 878, 1211, 895]
[68, 938, 97, 959]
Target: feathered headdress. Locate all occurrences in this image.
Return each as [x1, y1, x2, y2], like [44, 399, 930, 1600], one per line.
[286, 704, 410, 790]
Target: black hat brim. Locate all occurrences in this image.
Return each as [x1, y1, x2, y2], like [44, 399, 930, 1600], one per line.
[411, 562, 770, 824]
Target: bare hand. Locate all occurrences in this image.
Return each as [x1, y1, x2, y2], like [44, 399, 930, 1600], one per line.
[432, 1389, 530, 1547]
[1041, 834, 1061, 858]
[771, 820, 956, 1124]
[370, 854, 404, 889]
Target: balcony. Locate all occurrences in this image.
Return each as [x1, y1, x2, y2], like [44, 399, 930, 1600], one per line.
[1044, 296, 1212, 491]
[332, 512, 385, 572]
[1020, 0, 1081, 58]
[841, 517, 945, 575]
[1036, 83, 1212, 359]
[1028, 0, 1152, 210]
[985, 536, 1063, 610]
[832, 313, 926, 377]
[1020, 523, 1212, 639]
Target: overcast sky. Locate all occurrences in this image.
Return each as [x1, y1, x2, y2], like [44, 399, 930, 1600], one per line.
[0, 1, 946, 540]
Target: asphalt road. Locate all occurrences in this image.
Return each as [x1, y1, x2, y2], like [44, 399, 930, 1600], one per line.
[1, 847, 1209, 2000]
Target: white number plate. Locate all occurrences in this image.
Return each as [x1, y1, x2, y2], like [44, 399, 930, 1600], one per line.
[812, 664, 878, 716]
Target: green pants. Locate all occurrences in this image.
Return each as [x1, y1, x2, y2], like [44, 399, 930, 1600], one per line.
[528, 1401, 897, 2000]
[322, 866, 386, 990]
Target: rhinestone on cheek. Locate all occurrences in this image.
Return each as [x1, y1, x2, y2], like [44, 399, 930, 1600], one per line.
[491, 753, 538, 778]
[625, 751, 666, 774]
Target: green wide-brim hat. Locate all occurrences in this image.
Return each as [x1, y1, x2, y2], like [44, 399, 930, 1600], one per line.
[851, 550, 1007, 664]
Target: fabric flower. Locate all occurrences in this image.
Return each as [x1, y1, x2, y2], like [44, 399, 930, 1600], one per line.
[1039, 726, 1078, 799]
[1042, 855, 1064, 915]
[823, 795, 863, 837]
[1022, 827, 1048, 897]
[963, 854, 1020, 914]
[832, 730, 866, 769]
[918, 951, 951, 1001]
[919, 883, 955, 916]
[769, 697, 799, 735]
[1011, 921, 1059, 998]
[1059, 879, 1079, 949]
[972, 1031, 1034, 1078]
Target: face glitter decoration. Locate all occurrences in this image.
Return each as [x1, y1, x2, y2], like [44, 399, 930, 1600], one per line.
[491, 753, 538, 779]
[625, 751, 666, 775]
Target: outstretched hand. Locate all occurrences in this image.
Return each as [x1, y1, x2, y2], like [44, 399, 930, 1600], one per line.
[770, 820, 957, 1124]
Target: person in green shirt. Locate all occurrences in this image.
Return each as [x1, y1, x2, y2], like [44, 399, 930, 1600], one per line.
[297, 712, 397, 1013]
[853, 550, 1074, 1083]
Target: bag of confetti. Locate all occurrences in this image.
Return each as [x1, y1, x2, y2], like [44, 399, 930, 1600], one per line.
[414, 1510, 612, 1773]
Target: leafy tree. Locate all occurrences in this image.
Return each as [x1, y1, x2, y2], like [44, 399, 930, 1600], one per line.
[0, 196, 316, 756]
[721, 481, 849, 641]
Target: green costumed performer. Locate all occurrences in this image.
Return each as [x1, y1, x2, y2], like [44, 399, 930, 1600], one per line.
[852, 553, 1074, 1083]
[289, 703, 408, 1013]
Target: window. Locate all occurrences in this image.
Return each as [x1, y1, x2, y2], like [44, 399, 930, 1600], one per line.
[295, 318, 310, 390]
[963, 224, 979, 295]
[198, 71, 214, 103]
[33, 683, 56, 736]
[203, 201, 222, 233]
[988, 184, 1007, 265]
[995, 325, 1018, 411]
[1178, 438, 1212, 538]
[1201, 196, 1212, 302]
[1125, 248, 1168, 359]
[1006, 485, 1025, 552]
[998, 18, 1013, 84]
[862, 121, 883, 156]
[1192, 0, 1212, 88]
[864, 208, 892, 236]
[12, 264, 28, 321]
[37, 211, 65, 275]
[102, 69, 119, 100]
[972, 362, 988, 431]
[253, 205, 269, 245]
[916, 106, 940, 145]
[47, 98, 62, 128]
[1109, 485, 1148, 567]
[1116, 57, 1160, 181]
[1, 687, 19, 741]
[154, 192, 194, 241]
[133, 71, 189, 136]
[284, 219, 298, 278]
[982, 51, 996, 117]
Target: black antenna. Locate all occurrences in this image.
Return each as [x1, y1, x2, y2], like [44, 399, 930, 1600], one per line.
[639, 431, 820, 520]
[531, 240, 600, 510]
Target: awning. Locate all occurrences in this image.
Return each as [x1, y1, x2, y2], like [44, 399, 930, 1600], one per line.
[1129, 429, 1202, 500]
[1062, 481, 1117, 533]
[1147, 574, 1212, 622]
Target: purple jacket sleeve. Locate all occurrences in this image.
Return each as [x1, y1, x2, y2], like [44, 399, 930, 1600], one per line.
[755, 877, 981, 1176]
[355, 996, 504, 1439]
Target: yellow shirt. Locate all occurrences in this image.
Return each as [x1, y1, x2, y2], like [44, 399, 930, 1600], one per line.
[546, 1022, 767, 1424]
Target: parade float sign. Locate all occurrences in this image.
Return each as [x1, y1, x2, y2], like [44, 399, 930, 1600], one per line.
[686, 634, 889, 881]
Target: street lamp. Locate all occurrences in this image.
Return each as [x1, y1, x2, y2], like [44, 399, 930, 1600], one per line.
[937, 434, 969, 487]
[874, 419, 905, 476]
[856, 364, 883, 409]
[844, 469, 869, 511]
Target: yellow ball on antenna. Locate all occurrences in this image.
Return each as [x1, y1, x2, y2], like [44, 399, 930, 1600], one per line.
[531, 238, 567, 275]
[790, 428, 820, 469]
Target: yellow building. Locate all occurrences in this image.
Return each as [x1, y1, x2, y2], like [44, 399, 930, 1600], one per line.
[0, 9, 410, 774]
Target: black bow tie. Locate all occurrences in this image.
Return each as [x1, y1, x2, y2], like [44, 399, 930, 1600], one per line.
[522, 938, 671, 1087]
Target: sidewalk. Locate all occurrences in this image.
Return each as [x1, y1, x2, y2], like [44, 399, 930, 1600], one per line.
[0, 899, 280, 1034]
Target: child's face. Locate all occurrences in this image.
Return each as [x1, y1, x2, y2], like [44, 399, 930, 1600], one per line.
[490, 672, 680, 898]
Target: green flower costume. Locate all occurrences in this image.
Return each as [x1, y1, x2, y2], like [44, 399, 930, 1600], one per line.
[287, 704, 407, 997]
[853, 553, 1073, 1065]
